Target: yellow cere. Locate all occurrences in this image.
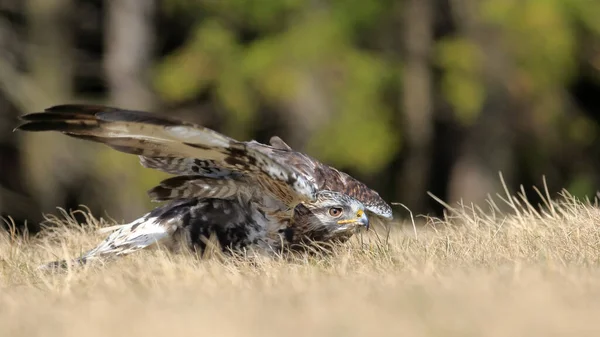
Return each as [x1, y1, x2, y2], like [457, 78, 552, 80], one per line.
[337, 210, 364, 224]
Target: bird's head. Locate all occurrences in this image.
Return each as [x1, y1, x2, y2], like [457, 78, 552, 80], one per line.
[290, 190, 369, 242]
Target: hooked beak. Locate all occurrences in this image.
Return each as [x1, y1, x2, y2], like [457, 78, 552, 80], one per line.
[357, 209, 369, 230]
[337, 209, 369, 230]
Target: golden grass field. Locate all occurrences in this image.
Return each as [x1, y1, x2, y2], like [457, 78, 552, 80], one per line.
[2, 183, 600, 337]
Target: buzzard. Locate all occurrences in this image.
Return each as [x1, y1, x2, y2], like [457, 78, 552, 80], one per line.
[16, 105, 393, 269]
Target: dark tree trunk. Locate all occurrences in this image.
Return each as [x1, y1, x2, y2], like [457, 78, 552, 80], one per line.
[104, 0, 156, 111]
[102, 0, 157, 218]
[445, 0, 516, 209]
[397, 0, 435, 212]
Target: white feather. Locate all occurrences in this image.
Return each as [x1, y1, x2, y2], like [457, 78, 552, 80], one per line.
[84, 215, 175, 259]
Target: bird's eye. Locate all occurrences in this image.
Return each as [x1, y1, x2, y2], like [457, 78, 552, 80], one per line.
[328, 207, 343, 217]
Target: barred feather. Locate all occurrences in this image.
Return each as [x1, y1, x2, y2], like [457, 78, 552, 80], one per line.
[17, 105, 318, 206]
[148, 175, 248, 201]
[18, 104, 392, 218]
[139, 157, 237, 178]
[38, 198, 270, 270]
[19, 104, 394, 271]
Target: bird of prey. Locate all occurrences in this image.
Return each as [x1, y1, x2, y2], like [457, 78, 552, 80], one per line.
[16, 105, 393, 269]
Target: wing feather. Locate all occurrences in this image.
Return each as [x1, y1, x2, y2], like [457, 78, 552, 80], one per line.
[17, 105, 317, 206]
[17, 104, 392, 219]
[148, 175, 248, 201]
[139, 157, 237, 178]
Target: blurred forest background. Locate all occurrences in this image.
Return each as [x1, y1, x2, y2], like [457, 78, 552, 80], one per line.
[1, 0, 600, 232]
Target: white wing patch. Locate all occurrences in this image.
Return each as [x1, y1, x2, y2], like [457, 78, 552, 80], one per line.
[83, 215, 176, 259]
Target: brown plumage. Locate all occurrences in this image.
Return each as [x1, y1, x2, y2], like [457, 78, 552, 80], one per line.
[16, 104, 392, 269]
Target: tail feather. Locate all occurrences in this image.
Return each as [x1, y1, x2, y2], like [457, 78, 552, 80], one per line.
[82, 215, 173, 259]
[38, 216, 171, 271]
[37, 200, 195, 271]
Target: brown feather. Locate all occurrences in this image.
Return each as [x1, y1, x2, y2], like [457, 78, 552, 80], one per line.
[148, 175, 247, 201]
[16, 104, 318, 207]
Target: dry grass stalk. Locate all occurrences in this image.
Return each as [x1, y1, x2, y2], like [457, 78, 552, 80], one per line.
[1, 181, 600, 336]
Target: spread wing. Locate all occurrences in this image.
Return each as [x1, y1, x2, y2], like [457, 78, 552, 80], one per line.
[138, 136, 392, 219]
[17, 104, 393, 219]
[16, 104, 318, 207]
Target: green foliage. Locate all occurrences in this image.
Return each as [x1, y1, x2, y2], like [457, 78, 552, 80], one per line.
[436, 38, 485, 125]
[155, 19, 256, 138]
[10, 0, 600, 224]
[482, 0, 577, 93]
[566, 174, 595, 199]
[433, 0, 600, 128]
[154, 2, 399, 172]
[307, 50, 399, 174]
[155, 0, 600, 177]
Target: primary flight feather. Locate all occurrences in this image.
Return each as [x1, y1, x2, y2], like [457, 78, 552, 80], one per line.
[16, 104, 393, 269]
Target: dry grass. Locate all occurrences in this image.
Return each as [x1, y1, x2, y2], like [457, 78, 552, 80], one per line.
[2, 184, 600, 337]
